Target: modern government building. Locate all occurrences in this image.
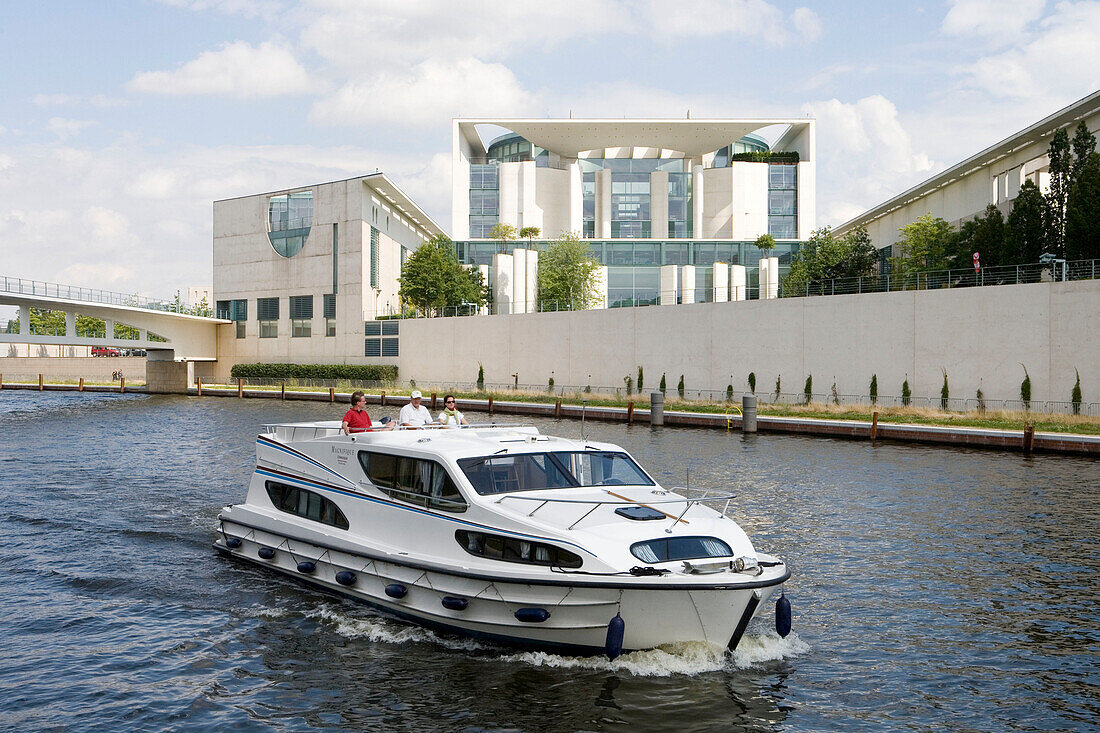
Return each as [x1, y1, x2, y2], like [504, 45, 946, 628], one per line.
[207, 92, 1096, 369]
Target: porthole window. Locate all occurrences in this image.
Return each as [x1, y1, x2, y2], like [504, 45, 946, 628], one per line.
[455, 530, 582, 568]
[630, 536, 732, 564]
[265, 481, 349, 530]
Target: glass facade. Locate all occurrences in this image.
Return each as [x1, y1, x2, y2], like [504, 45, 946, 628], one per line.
[668, 173, 692, 238]
[581, 172, 595, 238]
[469, 163, 499, 238]
[268, 191, 312, 258]
[610, 173, 650, 238]
[768, 164, 798, 239]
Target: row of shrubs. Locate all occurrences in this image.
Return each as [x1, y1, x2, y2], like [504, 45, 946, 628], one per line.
[230, 363, 399, 381]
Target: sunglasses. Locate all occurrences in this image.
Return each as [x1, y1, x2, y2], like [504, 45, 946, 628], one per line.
[445, 400, 455, 404]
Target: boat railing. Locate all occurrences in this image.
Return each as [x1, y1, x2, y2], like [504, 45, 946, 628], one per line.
[492, 489, 738, 532]
[263, 422, 541, 442]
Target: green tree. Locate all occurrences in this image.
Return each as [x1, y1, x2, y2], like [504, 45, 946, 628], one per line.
[547, 375, 554, 393]
[953, 204, 1005, 268]
[754, 233, 776, 256]
[1046, 127, 1071, 257]
[192, 295, 213, 318]
[1072, 368, 1082, 415]
[1071, 121, 1096, 183]
[536, 233, 602, 311]
[1006, 179, 1047, 263]
[476, 363, 485, 391]
[489, 223, 517, 253]
[902, 377, 911, 406]
[803, 374, 812, 404]
[398, 236, 486, 316]
[940, 370, 950, 410]
[893, 214, 955, 276]
[1020, 365, 1031, 410]
[677, 374, 685, 399]
[624, 376, 633, 396]
[774, 374, 781, 400]
[782, 225, 877, 295]
[869, 374, 878, 405]
[748, 371, 756, 394]
[637, 366, 643, 391]
[726, 383, 734, 401]
[519, 226, 540, 246]
[1066, 152, 1100, 260]
[659, 373, 666, 394]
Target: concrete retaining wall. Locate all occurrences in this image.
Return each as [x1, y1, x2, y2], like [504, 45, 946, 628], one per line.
[0, 356, 145, 382]
[333, 279, 1099, 405]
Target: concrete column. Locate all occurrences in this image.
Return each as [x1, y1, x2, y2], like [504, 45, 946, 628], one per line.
[477, 265, 490, 314]
[63, 310, 76, 337]
[498, 162, 520, 228]
[568, 163, 583, 235]
[512, 248, 527, 314]
[681, 265, 696, 304]
[650, 170, 669, 239]
[519, 161, 539, 232]
[597, 169, 612, 239]
[742, 394, 757, 433]
[660, 264, 679, 305]
[594, 266, 608, 309]
[105, 319, 115, 339]
[692, 164, 704, 239]
[713, 262, 729, 302]
[138, 329, 147, 342]
[650, 391, 664, 426]
[768, 256, 779, 299]
[145, 351, 193, 394]
[525, 248, 538, 312]
[731, 264, 747, 301]
[18, 305, 29, 335]
[492, 253, 513, 315]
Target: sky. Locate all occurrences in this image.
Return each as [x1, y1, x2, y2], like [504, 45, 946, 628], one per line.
[0, 0, 1098, 301]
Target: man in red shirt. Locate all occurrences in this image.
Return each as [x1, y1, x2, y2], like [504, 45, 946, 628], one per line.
[342, 391, 376, 434]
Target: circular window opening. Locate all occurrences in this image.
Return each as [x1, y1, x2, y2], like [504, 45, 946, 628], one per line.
[268, 190, 313, 258]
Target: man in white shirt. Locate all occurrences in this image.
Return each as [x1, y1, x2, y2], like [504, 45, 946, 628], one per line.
[399, 390, 433, 427]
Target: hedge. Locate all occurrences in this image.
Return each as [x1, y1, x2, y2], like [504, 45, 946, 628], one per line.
[230, 363, 399, 381]
[730, 151, 800, 164]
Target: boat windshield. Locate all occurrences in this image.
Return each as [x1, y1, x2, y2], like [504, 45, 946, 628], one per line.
[457, 451, 655, 495]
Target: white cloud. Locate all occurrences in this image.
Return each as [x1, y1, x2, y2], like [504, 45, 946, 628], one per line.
[803, 95, 935, 226]
[55, 263, 136, 289]
[941, 0, 1046, 44]
[955, 1, 1100, 105]
[648, 0, 788, 42]
[47, 117, 97, 139]
[34, 93, 78, 106]
[154, 0, 285, 17]
[312, 57, 531, 126]
[127, 40, 313, 98]
[791, 7, 823, 41]
[83, 206, 133, 242]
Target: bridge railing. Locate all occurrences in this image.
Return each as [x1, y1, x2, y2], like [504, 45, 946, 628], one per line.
[0, 276, 188, 313]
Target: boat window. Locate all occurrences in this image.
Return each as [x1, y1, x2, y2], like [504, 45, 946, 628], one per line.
[457, 451, 653, 495]
[358, 451, 467, 512]
[265, 481, 349, 530]
[630, 536, 733, 564]
[455, 530, 582, 568]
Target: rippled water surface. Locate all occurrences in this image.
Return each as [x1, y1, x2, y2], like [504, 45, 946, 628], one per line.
[1, 391, 1098, 731]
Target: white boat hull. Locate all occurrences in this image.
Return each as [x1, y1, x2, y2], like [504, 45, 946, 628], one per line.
[215, 522, 789, 654]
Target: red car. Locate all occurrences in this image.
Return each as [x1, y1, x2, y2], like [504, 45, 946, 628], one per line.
[92, 347, 121, 357]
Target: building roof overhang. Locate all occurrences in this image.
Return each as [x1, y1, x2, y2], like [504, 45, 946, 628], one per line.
[455, 118, 813, 158]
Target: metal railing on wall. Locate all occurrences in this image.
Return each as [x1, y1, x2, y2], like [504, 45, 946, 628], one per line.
[214, 377, 1099, 417]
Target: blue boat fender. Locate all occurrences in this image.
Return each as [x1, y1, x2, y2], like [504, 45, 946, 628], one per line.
[441, 596, 468, 611]
[514, 607, 551, 623]
[258, 547, 276, 560]
[605, 612, 625, 661]
[224, 537, 242, 549]
[384, 583, 408, 599]
[335, 571, 357, 586]
[296, 561, 316, 574]
[775, 593, 792, 638]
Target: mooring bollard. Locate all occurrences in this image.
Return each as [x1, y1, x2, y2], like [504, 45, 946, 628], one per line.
[280, 381, 286, 400]
[238, 378, 244, 398]
[650, 392, 664, 426]
[39, 373, 44, 391]
[742, 394, 757, 433]
[78, 377, 84, 392]
[627, 401, 634, 425]
[555, 399, 562, 418]
[329, 387, 335, 402]
[120, 376, 125, 394]
[380, 390, 386, 406]
[1023, 422, 1035, 454]
[870, 410, 879, 441]
[197, 376, 203, 396]
[431, 392, 437, 409]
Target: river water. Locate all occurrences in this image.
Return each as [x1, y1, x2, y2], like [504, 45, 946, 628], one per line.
[1, 390, 1097, 731]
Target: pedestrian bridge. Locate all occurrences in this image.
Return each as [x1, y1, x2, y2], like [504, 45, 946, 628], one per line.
[0, 276, 227, 392]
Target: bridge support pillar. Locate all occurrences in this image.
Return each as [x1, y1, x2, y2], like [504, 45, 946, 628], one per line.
[18, 305, 29, 335]
[65, 310, 76, 337]
[146, 350, 192, 394]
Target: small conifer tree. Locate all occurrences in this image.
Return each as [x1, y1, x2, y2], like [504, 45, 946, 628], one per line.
[774, 374, 781, 400]
[803, 375, 813, 404]
[831, 378, 840, 406]
[637, 366, 644, 392]
[1072, 368, 1082, 415]
[976, 386, 986, 413]
[624, 376, 633, 396]
[547, 376, 554, 393]
[869, 374, 878, 405]
[902, 376, 911, 406]
[677, 374, 685, 399]
[748, 372, 756, 394]
[726, 384, 734, 401]
[660, 373, 666, 394]
[940, 369, 949, 411]
[1020, 364, 1031, 410]
[476, 363, 484, 391]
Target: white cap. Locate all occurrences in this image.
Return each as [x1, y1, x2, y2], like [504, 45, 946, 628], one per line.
[410, 390, 422, 399]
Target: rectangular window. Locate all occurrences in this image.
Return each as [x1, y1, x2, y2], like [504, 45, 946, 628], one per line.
[236, 321, 246, 339]
[216, 300, 230, 319]
[469, 189, 499, 216]
[324, 294, 336, 337]
[358, 451, 466, 512]
[257, 297, 279, 338]
[370, 227, 379, 288]
[365, 321, 381, 336]
[768, 163, 797, 240]
[381, 320, 399, 336]
[381, 337, 399, 357]
[290, 295, 312, 338]
[364, 338, 381, 357]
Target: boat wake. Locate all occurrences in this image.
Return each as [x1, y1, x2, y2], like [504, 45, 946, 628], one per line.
[304, 602, 809, 677]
